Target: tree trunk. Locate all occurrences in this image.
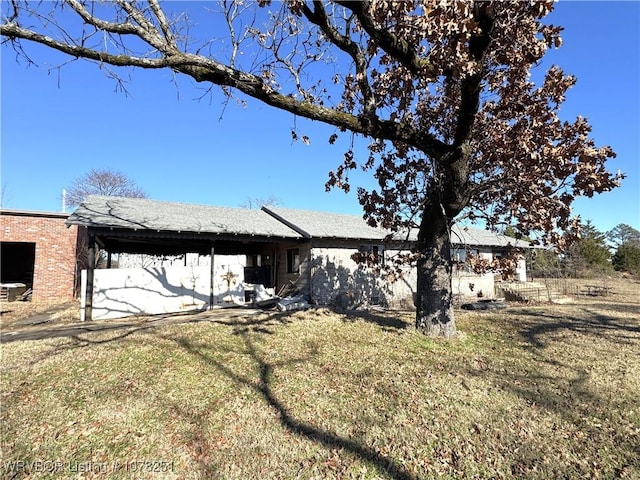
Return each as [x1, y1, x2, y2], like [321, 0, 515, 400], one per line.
[415, 215, 456, 337]
[412, 143, 473, 337]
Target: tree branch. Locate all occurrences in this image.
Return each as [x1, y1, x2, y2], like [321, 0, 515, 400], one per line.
[113, 0, 168, 52]
[301, 1, 376, 120]
[65, 0, 139, 37]
[336, 0, 437, 77]
[148, 0, 177, 50]
[1, 4, 450, 159]
[1, 22, 166, 68]
[453, 4, 495, 146]
[181, 59, 448, 157]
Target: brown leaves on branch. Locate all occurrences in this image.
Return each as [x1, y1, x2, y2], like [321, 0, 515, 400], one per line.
[466, 250, 523, 280]
[0, 0, 621, 249]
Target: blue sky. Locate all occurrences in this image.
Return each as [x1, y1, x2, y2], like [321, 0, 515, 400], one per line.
[1, 1, 639, 234]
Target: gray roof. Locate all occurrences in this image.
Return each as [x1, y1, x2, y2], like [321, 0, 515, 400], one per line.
[67, 196, 534, 248]
[66, 196, 303, 238]
[263, 206, 531, 248]
[450, 225, 533, 249]
[262, 206, 389, 240]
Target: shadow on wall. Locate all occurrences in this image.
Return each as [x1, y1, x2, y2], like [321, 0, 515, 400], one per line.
[451, 271, 496, 303]
[310, 255, 494, 310]
[310, 257, 415, 310]
[82, 255, 253, 320]
[83, 265, 213, 321]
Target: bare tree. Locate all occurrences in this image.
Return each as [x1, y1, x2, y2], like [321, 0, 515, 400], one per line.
[241, 195, 281, 210]
[65, 168, 146, 270]
[1, 1, 622, 336]
[65, 168, 147, 208]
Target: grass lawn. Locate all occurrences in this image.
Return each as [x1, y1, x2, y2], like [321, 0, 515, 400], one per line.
[1, 278, 639, 479]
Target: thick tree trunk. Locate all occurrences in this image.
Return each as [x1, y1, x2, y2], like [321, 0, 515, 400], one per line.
[412, 137, 474, 337]
[415, 213, 456, 337]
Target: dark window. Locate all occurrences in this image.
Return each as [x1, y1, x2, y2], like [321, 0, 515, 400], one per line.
[358, 245, 384, 265]
[286, 248, 300, 274]
[246, 254, 261, 267]
[0, 241, 36, 289]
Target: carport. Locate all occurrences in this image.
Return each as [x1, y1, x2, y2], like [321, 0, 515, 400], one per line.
[66, 196, 304, 320]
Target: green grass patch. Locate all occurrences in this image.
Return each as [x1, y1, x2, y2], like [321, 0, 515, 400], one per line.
[2, 281, 639, 479]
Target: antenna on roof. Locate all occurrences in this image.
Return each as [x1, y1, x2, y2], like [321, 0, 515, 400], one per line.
[62, 189, 67, 213]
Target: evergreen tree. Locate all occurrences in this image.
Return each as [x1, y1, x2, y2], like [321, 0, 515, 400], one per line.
[567, 220, 611, 275]
[612, 243, 640, 274]
[608, 224, 640, 249]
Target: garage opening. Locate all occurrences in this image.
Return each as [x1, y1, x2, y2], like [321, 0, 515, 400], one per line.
[1, 242, 36, 289]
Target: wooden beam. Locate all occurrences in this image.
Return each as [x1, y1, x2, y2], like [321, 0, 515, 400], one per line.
[86, 233, 96, 321]
[209, 244, 215, 309]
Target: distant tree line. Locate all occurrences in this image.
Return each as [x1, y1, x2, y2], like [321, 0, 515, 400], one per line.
[520, 221, 640, 278]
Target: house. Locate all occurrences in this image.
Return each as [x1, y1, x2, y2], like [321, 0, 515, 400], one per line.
[66, 196, 533, 320]
[0, 208, 85, 301]
[262, 206, 532, 306]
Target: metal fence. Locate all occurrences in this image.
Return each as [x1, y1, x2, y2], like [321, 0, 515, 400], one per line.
[495, 277, 582, 303]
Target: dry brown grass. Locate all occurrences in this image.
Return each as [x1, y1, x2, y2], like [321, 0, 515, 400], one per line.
[1, 278, 639, 479]
[1, 299, 80, 329]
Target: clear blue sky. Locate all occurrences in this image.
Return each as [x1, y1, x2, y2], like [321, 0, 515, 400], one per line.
[1, 1, 639, 234]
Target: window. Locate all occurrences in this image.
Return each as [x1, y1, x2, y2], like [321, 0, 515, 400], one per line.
[358, 245, 384, 265]
[246, 254, 262, 267]
[286, 248, 300, 274]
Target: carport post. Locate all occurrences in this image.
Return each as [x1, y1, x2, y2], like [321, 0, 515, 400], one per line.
[209, 244, 215, 309]
[86, 233, 95, 321]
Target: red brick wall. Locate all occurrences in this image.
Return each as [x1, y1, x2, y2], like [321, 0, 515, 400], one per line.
[1, 211, 80, 300]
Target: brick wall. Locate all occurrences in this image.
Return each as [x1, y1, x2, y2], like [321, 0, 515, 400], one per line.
[1, 210, 80, 300]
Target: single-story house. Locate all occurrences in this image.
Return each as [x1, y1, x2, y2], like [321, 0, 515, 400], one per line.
[66, 196, 533, 320]
[0, 208, 85, 301]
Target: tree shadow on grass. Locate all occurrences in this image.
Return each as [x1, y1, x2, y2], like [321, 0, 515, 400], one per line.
[168, 404, 224, 479]
[459, 307, 640, 477]
[2, 308, 423, 479]
[503, 306, 640, 349]
[0, 328, 151, 373]
[340, 309, 413, 332]
[163, 330, 418, 480]
[460, 365, 638, 477]
[581, 301, 640, 316]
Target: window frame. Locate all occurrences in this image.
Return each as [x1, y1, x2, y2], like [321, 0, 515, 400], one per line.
[358, 244, 385, 266]
[286, 248, 300, 274]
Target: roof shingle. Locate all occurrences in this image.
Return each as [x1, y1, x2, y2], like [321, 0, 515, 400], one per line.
[262, 206, 389, 240]
[67, 196, 534, 248]
[66, 196, 303, 238]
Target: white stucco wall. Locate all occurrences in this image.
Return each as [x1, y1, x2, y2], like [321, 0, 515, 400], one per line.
[308, 246, 416, 309]
[451, 272, 495, 300]
[309, 245, 495, 308]
[81, 255, 245, 320]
